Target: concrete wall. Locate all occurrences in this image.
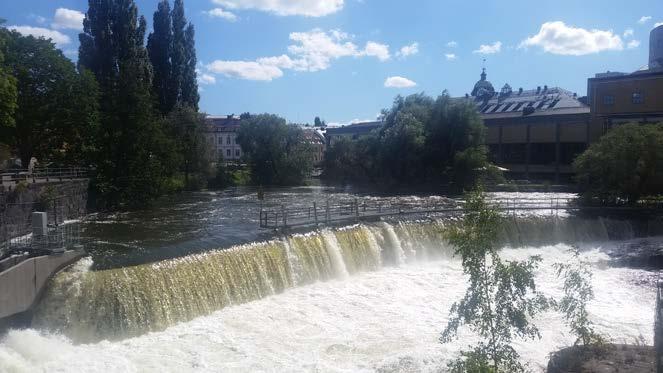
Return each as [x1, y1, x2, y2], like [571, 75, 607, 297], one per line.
[0, 250, 84, 320]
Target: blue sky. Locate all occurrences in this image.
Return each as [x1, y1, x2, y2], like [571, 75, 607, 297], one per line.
[1, 0, 661, 124]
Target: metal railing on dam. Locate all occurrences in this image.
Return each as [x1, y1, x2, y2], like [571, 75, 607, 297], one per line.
[1, 167, 89, 189]
[259, 197, 578, 230]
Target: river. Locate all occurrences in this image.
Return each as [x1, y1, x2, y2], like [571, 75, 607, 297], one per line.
[0, 187, 660, 372]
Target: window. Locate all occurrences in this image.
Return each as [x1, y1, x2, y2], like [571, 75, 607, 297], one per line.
[632, 92, 643, 104]
[227, 136, 231, 145]
[235, 149, 240, 157]
[217, 136, 222, 145]
[603, 95, 615, 105]
[226, 149, 231, 157]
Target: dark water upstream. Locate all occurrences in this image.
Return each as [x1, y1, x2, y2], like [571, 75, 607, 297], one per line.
[82, 185, 467, 269]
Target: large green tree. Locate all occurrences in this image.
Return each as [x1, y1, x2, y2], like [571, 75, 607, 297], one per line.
[0, 21, 17, 138]
[80, 0, 175, 208]
[1, 30, 99, 166]
[163, 105, 211, 189]
[323, 92, 495, 188]
[574, 122, 663, 204]
[237, 114, 313, 185]
[146, 0, 172, 115]
[147, 0, 198, 115]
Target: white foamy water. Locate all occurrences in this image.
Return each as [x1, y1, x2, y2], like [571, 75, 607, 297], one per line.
[0, 243, 655, 373]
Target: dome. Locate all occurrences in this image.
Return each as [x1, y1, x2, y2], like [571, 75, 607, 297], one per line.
[471, 68, 495, 98]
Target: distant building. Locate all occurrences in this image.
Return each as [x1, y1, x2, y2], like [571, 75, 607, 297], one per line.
[466, 69, 591, 181]
[206, 115, 243, 162]
[587, 25, 663, 132]
[325, 121, 382, 146]
[302, 129, 326, 166]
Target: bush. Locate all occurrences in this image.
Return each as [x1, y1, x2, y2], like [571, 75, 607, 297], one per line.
[574, 123, 663, 205]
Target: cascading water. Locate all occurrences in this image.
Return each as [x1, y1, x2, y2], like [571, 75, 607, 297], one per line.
[1, 215, 661, 372]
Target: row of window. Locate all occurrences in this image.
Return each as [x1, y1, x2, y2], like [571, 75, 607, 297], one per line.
[218, 149, 241, 158]
[603, 92, 644, 105]
[217, 136, 236, 145]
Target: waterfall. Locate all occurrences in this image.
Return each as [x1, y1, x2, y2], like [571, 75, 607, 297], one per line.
[31, 216, 663, 343]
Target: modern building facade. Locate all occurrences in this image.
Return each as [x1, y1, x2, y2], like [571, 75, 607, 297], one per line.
[206, 115, 243, 162]
[468, 70, 591, 181]
[587, 25, 663, 132]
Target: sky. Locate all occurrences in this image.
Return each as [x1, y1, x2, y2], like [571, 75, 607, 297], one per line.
[1, 0, 661, 125]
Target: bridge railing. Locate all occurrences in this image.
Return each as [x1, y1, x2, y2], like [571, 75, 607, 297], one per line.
[1, 167, 89, 187]
[259, 197, 577, 229]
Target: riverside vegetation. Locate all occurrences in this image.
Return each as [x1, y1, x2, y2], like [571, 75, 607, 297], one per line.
[442, 189, 609, 372]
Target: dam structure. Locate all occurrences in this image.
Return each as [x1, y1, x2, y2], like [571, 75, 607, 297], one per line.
[1, 187, 662, 372]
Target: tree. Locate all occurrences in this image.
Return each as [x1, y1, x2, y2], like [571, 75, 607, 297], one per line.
[314, 116, 322, 127]
[441, 189, 550, 372]
[554, 248, 605, 347]
[163, 105, 211, 189]
[0, 21, 17, 135]
[80, 0, 176, 208]
[147, 0, 172, 115]
[2, 30, 99, 166]
[323, 92, 496, 188]
[147, 0, 198, 115]
[237, 114, 314, 185]
[574, 123, 663, 205]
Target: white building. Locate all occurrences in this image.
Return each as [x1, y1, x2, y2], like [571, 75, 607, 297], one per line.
[206, 115, 243, 162]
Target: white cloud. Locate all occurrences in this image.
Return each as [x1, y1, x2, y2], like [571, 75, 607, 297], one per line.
[7, 25, 71, 45]
[445, 53, 457, 61]
[362, 41, 390, 61]
[198, 73, 217, 85]
[519, 21, 623, 55]
[656, 22, 663, 28]
[396, 42, 419, 58]
[52, 8, 85, 30]
[627, 40, 641, 49]
[212, 0, 343, 17]
[206, 29, 390, 81]
[638, 16, 652, 24]
[623, 28, 634, 38]
[473, 41, 502, 54]
[446, 41, 458, 48]
[206, 60, 283, 81]
[205, 8, 238, 21]
[384, 76, 417, 88]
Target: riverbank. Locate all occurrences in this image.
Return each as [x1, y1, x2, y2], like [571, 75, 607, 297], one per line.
[547, 344, 655, 372]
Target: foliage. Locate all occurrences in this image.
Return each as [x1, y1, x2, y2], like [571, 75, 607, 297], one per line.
[441, 189, 550, 372]
[147, 0, 199, 115]
[0, 21, 17, 134]
[323, 92, 497, 189]
[162, 105, 212, 190]
[314, 116, 326, 127]
[236, 114, 314, 186]
[554, 248, 606, 346]
[80, 0, 177, 209]
[574, 123, 663, 205]
[1, 30, 100, 166]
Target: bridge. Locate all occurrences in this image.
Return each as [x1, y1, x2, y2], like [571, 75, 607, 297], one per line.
[259, 197, 576, 230]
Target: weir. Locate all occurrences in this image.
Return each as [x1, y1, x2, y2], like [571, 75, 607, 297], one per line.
[31, 215, 663, 343]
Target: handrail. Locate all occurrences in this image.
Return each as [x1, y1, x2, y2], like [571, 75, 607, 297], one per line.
[1, 167, 90, 185]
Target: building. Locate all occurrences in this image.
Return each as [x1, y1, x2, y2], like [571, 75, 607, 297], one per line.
[325, 121, 383, 146]
[468, 69, 591, 181]
[206, 115, 243, 162]
[302, 129, 326, 166]
[587, 25, 663, 132]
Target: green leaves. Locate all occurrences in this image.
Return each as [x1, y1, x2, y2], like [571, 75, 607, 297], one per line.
[574, 123, 663, 205]
[441, 189, 549, 372]
[553, 248, 606, 346]
[236, 114, 314, 186]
